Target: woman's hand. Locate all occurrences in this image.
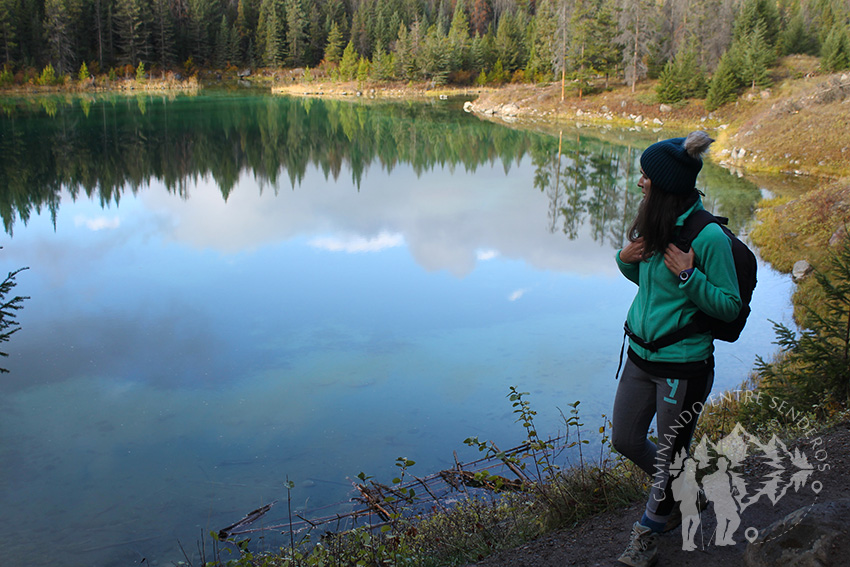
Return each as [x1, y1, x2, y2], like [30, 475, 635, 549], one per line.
[664, 243, 695, 276]
[619, 237, 647, 264]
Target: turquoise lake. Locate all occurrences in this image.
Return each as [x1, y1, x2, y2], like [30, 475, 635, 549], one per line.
[0, 91, 795, 566]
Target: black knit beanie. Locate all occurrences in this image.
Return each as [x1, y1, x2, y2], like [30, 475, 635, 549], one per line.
[639, 132, 713, 194]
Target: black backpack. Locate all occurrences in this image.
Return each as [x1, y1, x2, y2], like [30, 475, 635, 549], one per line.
[624, 210, 757, 352]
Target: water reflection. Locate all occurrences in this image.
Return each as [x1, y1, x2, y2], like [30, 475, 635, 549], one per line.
[0, 92, 788, 567]
[1, 93, 760, 241]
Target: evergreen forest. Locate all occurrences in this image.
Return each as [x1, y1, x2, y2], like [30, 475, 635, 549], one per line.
[0, 0, 849, 107]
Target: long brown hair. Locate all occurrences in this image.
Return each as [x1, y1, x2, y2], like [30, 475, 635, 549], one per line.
[628, 189, 699, 257]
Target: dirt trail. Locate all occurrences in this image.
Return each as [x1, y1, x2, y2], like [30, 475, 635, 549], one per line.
[473, 423, 850, 567]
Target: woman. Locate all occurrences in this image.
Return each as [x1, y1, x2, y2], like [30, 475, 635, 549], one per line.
[612, 131, 741, 567]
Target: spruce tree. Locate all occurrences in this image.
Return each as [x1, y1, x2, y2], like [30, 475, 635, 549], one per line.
[151, 0, 175, 70]
[370, 40, 394, 80]
[356, 55, 370, 83]
[705, 49, 743, 111]
[740, 20, 773, 89]
[780, 11, 817, 56]
[658, 43, 708, 103]
[447, 0, 470, 72]
[421, 24, 449, 85]
[338, 39, 358, 79]
[214, 15, 231, 68]
[324, 21, 343, 63]
[257, 0, 285, 66]
[285, 0, 306, 65]
[0, 0, 17, 64]
[44, 0, 74, 74]
[821, 23, 850, 72]
[755, 236, 850, 413]
[656, 60, 683, 103]
[526, 0, 556, 80]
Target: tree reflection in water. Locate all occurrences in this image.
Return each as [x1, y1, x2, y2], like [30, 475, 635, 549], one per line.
[0, 92, 760, 240]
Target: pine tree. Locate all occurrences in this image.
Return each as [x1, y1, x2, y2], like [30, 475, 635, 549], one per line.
[285, 0, 306, 65]
[421, 23, 449, 84]
[187, 0, 219, 65]
[356, 54, 370, 82]
[324, 20, 343, 63]
[338, 39, 358, 79]
[526, 0, 556, 80]
[0, 0, 17, 64]
[370, 40, 394, 80]
[592, 0, 620, 85]
[568, 0, 597, 95]
[656, 60, 682, 103]
[215, 14, 231, 67]
[755, 237, 850, 413]
[780, 10, 817, 56]
[306, 3, 323, 66]
[151, 0, 175, 69]
[349, 0, 373, 57]
[733, 0, 781, 48]
[395, 21, 420, 80]
[705, 49, 742, 111]
[739, 20, 773, 89]
[44, 0, 74, 74]
[235, 0, 255, 64]
[257, 0, 285, 66]
[495, 10, 525, 72]
[447, 0, 470, 72]
[656, 43, 707, 103]
[821, 23, 850, 72]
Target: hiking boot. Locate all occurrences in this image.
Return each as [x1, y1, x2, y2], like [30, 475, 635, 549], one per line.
[663, 489, 709, 533]
[617, 522, 658, 567]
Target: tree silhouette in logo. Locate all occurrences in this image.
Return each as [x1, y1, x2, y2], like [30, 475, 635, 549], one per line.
[669, 423, 816, 550]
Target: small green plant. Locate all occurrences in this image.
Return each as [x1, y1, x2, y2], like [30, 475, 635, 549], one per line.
[754, 236, 850, 417]
[0, 65, 12, 87]
[136, 61, 146, 82]
[78, 62, 90, 82]
[36, 64, 57, 86]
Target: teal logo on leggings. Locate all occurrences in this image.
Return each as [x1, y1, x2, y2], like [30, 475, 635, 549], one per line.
[664, 379, 679, 404]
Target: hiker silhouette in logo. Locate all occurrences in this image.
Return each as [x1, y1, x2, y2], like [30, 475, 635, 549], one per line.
[669, 449, 703, 551]
[703, 455, 741, 545]
[611, 131, 743, 567]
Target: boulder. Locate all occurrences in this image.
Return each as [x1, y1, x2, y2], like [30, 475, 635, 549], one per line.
[744, 499, 850, 567]
[659, 104, 673, 113]
[792, 260, 813, 282]
[500, 103, 520, 117]
[829, 226, 846, 246]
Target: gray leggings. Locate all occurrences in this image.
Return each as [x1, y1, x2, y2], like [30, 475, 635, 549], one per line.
[612, 358, 713, 523]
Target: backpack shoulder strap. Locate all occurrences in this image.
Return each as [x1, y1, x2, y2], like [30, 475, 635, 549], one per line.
[676, 209, 727, 252]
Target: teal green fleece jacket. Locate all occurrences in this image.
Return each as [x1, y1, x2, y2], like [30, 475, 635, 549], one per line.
[616, 200, 742, 363]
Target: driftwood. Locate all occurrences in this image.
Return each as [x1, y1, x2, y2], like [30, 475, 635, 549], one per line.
[215, 435, 563, 543]
[438, 469, 527, 492]
[218, 502, 276, 539]
[354, 483, 395, 521]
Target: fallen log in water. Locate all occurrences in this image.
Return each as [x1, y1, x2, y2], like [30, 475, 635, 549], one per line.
[218, 502, 276, 540]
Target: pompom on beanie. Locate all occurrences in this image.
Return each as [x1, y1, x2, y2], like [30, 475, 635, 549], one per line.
[639, 131, 714, 194]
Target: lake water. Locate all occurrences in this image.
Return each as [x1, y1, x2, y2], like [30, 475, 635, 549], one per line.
[0, 92, 794, 567]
